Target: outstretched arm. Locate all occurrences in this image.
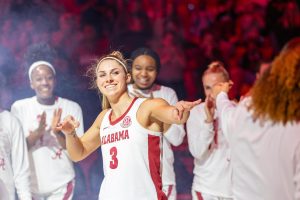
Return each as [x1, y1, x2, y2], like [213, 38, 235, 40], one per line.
[147, 98, 201, 125]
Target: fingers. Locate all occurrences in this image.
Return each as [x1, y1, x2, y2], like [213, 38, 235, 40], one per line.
[38, 111, 47, 130]
[52, 108, 63, 133]
[211, 81, 233, 99]
[177, 99, 202, 111]
[56, 115, 79, 135]
[57, 108, 62, 119]
[174, 103, 184, 120]
[205, 95, 214, 108]
[204, 97, 215, 122]
[73, 121, 80, 129]
[174, 99, 202, 120]
[40, 111, 46, 125]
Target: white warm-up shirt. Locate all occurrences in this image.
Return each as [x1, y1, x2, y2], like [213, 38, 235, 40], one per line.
[0, 111, 31, 200]
[216, 92, 300, 200]
[99, 98, 166, 200]
[11, 96, 84, 195]
[186, 103, 233, 198]
[128, 84, 186, 186]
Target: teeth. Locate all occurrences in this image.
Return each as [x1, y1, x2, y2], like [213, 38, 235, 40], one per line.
[105, 85, 116, 88]
[139, 79, 148, 84]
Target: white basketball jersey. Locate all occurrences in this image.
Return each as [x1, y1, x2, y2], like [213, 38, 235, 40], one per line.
[99, 98, 167, 200]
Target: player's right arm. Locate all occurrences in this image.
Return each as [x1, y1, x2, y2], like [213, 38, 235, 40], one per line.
[56, 110, 108, 162]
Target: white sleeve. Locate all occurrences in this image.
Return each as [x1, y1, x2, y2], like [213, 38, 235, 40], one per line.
[215, 92, 236, 140]
[294, 143, 300, 200]
[10, 115, 32, 200]
[10, 103, 20, 119]
[163, 124, 186, 146]
[186, 106, 214, 159]
[162, 87, 186, 146]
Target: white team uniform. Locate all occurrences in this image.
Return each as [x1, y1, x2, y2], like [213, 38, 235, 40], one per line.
[216, 92, 300, 200]
[11, 96, 84, 197]
[186, 103, 233, 200]
[99, 97, 167, 200]
[128, 84, 186, 199]
[0, 110, 31, 200]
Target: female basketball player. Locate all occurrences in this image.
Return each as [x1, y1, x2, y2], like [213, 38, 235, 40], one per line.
[56, 50, 200, 200]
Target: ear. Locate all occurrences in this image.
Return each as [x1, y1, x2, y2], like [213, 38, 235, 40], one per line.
[30, 81, 34, 90]
[126, 73, 131, 84]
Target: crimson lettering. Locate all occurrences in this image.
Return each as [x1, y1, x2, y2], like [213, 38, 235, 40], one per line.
[101, 130, 130, 145]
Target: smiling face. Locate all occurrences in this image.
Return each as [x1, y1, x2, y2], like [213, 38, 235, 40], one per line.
[96, 59, 131, 98]
[131, 55, 157, 90]
[30, 65, 56, 104]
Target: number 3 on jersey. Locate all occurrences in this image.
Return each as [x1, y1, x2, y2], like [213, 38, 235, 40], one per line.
[109, 147, 118, 169]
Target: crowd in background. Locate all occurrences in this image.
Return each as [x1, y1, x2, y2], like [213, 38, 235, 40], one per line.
[0, 0, 300, 199]
[0, 0, 299, 106]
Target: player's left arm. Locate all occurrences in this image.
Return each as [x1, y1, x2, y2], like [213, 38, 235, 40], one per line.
[147, 98, 201, 125]
[163, 90, 186, 146]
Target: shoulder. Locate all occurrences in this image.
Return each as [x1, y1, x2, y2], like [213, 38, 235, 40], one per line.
[0, 110, 21, 127]
[154, 84, 176, 95]
[141, 97, 169, 108]
[153, 85, 178, 103]
[11, 97, 35, 114]
[0, 110, 12, 120]
[96, 109, 110, 123]
[57, 97, 82, 109]
[137, 98, 169, 117]
[11, 97, 34, 108]
[160, 85, 176, 94]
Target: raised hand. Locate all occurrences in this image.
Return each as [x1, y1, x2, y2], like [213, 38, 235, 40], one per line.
[204, 95, 215, 123]
[27, 111, 47, 148]
[35, 111, 47, 136]
[211, 81, 233, 99]
[51, 108, 62, 134]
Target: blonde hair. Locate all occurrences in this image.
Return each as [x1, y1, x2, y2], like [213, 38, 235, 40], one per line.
[86, 51, 129, 110]
[251, 37, 300, 124]
[203, 61, 230, 81]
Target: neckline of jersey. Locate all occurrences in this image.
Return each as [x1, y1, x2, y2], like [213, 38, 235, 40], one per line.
[109, 97, 138, 125]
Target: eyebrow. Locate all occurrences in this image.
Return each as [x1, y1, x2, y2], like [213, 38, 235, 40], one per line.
[97, 67, 123, 74]
[134, 65, 156, 69]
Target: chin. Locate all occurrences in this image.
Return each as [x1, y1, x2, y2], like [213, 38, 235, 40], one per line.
[39, 95, 54, 100]
[136, 84, 153, 90]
